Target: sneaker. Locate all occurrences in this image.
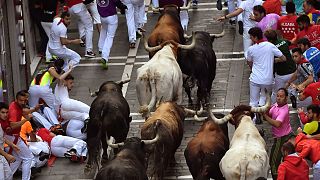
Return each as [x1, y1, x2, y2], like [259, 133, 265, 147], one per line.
[101, 58, 108, 70]
[39, 151, 50, 161]
[129, 41, 136, 49]
[85, 51, 96, 58]
[80, 36, 86, 47]
[217, 0, 222, 10]
[290, 95, 297, 108]
[238, 21, 244, 35]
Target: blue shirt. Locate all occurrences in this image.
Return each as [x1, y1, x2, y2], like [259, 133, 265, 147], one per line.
[304, 47, 320, 80]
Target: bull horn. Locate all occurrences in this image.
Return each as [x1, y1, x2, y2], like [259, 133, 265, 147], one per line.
[209, 29, 225, 38]
[106, 135, 124, 148]
[184, 104, 206, 121]
[116, 78, 131, 84]
[208, 108, 233, 124]
[178, 32, 196, 50]
[142, 133, 160, 144]
[180, 1, 192, 10]
[152, 7, 164, 12]
[184, 33, 192, 39]
[251, 92, 271, 113]
[144, 38, 163, 52]
[88, 88, 98, 97]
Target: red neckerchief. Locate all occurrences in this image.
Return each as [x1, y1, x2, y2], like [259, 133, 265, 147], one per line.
[57, 18, 64, 26]
[297, 58, 308, 65]
[255, 39, 265, 44]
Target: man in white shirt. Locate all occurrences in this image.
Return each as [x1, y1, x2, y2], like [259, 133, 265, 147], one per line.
[246, 27, 286, 123]
[55, 74, 90, 139]
[217, 0, 263, 57]
[48, 11, 82, 72]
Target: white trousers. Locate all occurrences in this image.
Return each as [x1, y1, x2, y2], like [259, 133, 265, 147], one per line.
[40, 22, 53, 60]
[314, 160, 320, 180]
[66, 119, 87, 140]
[50, 135, 87, 157]
[243, 28, 253, 58]
[32, 107, 59, 130]
[249, 81, 273, 107]
[271, 73, 294, 103]
[69, 3, 94, 52]
[123, 0, 145, 42]
[28, 141, 50, 168]
[85, 0, 101, 24]
[49, 47, 81, 72]
[4, 136, 33, 180]
[180, 0, 189, 31]
[152, 0, 159, 8]
[61, 98, 90, 121]
[0, 155, 13, 180]
[99, 15, 118, 61]
[29, 85, 55, 109]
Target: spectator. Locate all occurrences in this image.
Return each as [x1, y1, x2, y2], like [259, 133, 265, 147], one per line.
[0, 97, 34, 180]
[263, 0, 281, 15]
[277, 1, 299, 48]
[303, 0, 320, 24]
[251, 5, 280, 39]
[246, 27, 286, 123]
[64, 0, 96, 57]
[288, 131, 320, 179]
[217, 0, 263, 57]
[297, 104, 319, 127]
[297, 38, 320, 80]
[48, 11, 81, 72]
[28, 58, 73, 109]
[264, 29, 296, 103]
[300, 106, 320, 139]
[277, 141, 309, 180]
[298, 81, 320, 105]
[261, 88, 293, 179]
[292, 15, 320, 49]
[285, 48, 314, 108]
[96, 0, 127, 69]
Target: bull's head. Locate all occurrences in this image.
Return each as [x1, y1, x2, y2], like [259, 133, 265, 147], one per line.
[107, 120, 161, 148]
[144, 32, 196, 53]
[88, 79, 131, 97]
[208, 93, 271, 127]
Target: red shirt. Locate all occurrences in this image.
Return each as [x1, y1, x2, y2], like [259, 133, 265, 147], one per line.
[0, 119, 11, 134]
[295, 133, 320, 163]
[263, 0, 281, 15]
[296, 25, 320, 50]
[65, 0, 82, 8]
[277, 15, 298, 41]
[37, 128, 53, 146]
[298, 112, 309, 124]
[8, 101, 23, 135]
[277, 154, 309, 180]
[301, 82, 320, 105]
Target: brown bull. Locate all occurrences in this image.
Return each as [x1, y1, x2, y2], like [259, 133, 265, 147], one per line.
[184, 114, 229, 180]
[141, 102, 185, 180]
[147, 5, 185, 58]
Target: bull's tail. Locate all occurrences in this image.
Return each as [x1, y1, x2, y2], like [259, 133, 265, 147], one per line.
[239, 158, 249, 180]
[139, 78, 157, 118]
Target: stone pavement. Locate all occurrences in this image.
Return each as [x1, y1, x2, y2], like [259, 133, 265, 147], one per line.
[15, 1, 310, 179]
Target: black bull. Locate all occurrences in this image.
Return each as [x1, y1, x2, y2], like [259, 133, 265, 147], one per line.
[179, 31, 218, 106]
[95, 137, 148, 180]
[84, 80, 132, 174]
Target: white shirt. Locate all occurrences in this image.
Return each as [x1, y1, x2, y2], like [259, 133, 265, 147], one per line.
[48, 18, 67, 50]
[247, 41, 283, 85]
[239, 0, 263, 29]
[54, 83, 69, 106]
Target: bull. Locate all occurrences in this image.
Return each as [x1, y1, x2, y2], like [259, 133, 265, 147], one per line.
[141, 101, 195, 180]
[179, 30, 224, 107]
[84, 79, 131, 175]
[95, 133, 160, 180]
[184, 114, 229, 180]
[147, 4, 187, 58]
[209, 96, 271, 180]
[137, 38, 195, 118]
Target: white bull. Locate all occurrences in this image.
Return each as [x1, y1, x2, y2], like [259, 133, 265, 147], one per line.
[208, 96, 271, 180]
[136, 44, 183, 118]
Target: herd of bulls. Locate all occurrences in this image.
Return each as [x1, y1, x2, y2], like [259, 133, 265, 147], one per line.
[83, 5, 272, 180]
